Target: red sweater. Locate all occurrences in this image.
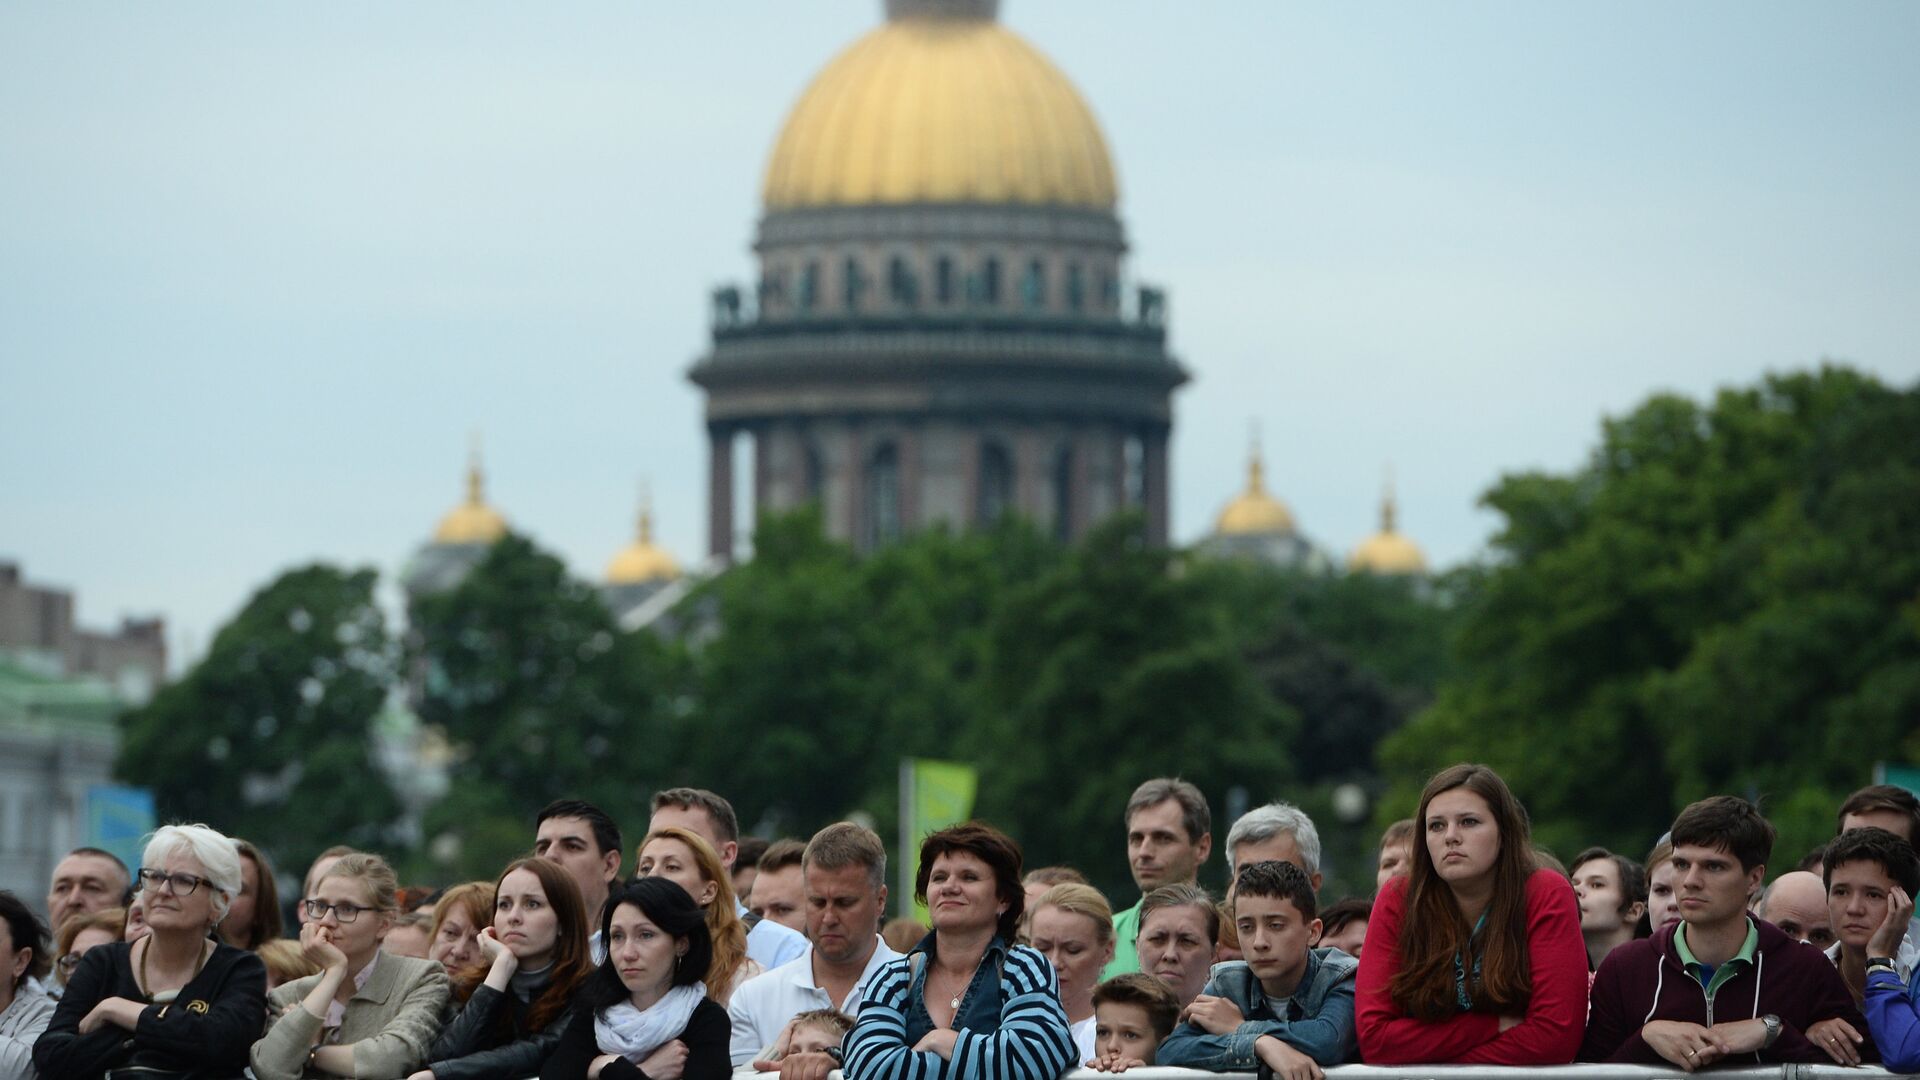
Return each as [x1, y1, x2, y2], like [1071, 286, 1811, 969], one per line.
[1356, 868, 1587, 1065]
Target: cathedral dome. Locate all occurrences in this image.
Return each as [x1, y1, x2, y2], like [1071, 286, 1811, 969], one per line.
[762, 1, 1118, 211]
[606, 500, 680, 585]
[433, 454, 507, 545]
[1348, 485, 1427, 575]
[1214, 449, 1296, 536]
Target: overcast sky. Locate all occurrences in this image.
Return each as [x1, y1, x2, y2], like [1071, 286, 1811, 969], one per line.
[5, 2, 1917, 666]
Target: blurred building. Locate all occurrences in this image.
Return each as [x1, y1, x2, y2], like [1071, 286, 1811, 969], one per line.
[691, 0, 1187, 558]
[0, 648, 125, 914]
[601, 491, 692, 628]
[0, 561, 165, 705]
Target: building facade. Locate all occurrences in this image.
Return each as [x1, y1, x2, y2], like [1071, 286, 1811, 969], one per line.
[691, 0, 1187, 557]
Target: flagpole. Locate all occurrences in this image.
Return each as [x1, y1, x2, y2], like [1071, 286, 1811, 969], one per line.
[898, 757, 914, 920]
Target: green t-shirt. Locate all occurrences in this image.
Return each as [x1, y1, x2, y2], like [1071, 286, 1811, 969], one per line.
[1103, 898, 1144, 979]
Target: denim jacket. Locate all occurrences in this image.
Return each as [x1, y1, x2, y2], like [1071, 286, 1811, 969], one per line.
[1157, 947, 1358, 1069]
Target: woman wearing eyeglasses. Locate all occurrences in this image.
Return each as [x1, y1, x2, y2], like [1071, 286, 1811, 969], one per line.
[252, 852, 450, 1079]
[33, 823, 269, 1080]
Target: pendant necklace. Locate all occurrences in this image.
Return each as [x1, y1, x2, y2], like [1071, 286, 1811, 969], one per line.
[944, 953, 985, 1010]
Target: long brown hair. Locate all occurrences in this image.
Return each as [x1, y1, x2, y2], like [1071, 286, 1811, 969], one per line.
[226, 840, 283, 950]
[451, 858, 594, 1034]
[1388, 763, 1537, 1020]
[639, 826, 749, 1001]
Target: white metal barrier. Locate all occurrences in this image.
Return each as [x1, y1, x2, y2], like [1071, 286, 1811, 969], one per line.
[1045, 1068, 1916, 1080]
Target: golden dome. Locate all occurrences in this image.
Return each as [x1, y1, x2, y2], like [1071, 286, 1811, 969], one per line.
[762, 3, 1118, 211]
[1349, 483, 1428, 575]
[1215, 445, 1297, 536]
[606, 497, 680, 585]
[432, 450, 508, 545]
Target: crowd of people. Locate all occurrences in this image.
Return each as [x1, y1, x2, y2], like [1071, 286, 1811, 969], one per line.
[1, 771, 1918, 1080]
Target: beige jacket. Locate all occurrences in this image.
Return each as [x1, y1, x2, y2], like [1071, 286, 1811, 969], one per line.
[251, 953, 450, 1080]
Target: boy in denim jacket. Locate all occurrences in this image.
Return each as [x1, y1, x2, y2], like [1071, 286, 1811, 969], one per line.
[1158, 861, 1358, 1080]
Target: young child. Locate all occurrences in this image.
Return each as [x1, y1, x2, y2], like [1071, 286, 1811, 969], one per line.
[1159, 861, 1358, 1078]
[750, 1008, 855, 1072]
[1087, 974, 1179, 1073]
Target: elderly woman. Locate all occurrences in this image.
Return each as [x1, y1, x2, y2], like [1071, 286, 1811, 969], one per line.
[252, 852, 450, 1079]
[843, 821, 1075, 1080]
[33, 824, 269, 1080]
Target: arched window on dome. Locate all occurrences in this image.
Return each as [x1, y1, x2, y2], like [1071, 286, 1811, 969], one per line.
[1052, 443, 1075, 542]
[1021, 259, 1046, 311]
[977, 442, 1014, 526]
[866, 442, 902, 549]
[1100, 271, 1119, 313]
[935, 256, 956, 306]
[1122, 434, 1145, 509]
[843, 256, 866, 312]
[1066, 263, 1085, 313]
[972, 257, 1001, 307]
[799, 261, 820, 313]
[888, 255, 918, 309]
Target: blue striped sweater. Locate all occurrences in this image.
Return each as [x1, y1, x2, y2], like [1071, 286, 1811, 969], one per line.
[843, 940, 1075, 1080]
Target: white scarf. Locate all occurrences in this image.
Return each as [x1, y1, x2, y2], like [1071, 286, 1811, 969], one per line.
[594, 983, 705, 1063]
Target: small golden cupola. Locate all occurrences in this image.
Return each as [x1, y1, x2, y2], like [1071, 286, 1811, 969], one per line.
[1348, 473, 1427, 575]
[1214, 436, 1297, 536]
[605, 488, 680, 585]
[432, 446, 508, 545]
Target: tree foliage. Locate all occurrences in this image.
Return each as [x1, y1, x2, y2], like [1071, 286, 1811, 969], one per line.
[1381, 366, 1920, 865]
[119, 565, 401, 873]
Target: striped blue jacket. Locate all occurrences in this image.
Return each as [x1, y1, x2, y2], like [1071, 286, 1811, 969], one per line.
[843, 940, 1075, 1080]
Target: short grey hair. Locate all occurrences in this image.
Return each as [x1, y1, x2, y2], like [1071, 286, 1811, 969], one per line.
[1125, 778, 1210, 843]
[142, 823, 243, 922]
[1225, 802, 1322, 875]
[804, 821, 888, 893]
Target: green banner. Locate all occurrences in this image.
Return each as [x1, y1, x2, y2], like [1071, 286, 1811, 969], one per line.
[898, 758, 979, 920]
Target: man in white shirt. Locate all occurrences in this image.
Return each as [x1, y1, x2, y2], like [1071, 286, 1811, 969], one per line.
[729, 822, 900, 1069]
[649, 787, 809, 971]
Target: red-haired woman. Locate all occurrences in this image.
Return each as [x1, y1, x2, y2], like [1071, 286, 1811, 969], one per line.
[1355, 763, 1586, 1065]
[411, 859, 595, 1080]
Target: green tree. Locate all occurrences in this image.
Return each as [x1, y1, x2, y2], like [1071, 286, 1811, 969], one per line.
[1381, 366, 1920, 864]
[410, 533, 676, 877]
[119, 565, 401, 874]
[971, 515, 1296, 898]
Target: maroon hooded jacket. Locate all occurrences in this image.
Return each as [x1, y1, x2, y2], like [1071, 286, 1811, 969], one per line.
[1581, 916, 1867, 1064]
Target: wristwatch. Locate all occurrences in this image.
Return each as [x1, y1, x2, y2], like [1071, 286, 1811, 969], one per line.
[1760, 1014, 1782, 1049]
[1867, 956, 1899, 977]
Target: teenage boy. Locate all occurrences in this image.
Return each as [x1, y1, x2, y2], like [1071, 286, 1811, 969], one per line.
[1087, 973, 1180, 1074]
[1158, 861, 1357, 1080]
[1581, 796, 1864, 1069]
[1569, 847, 1647, 969]
[1817, 826, 1920, 1065]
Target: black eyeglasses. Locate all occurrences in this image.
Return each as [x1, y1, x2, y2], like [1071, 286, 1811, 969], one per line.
[304, 899, 377, 923]
[138, 868, 213, 897]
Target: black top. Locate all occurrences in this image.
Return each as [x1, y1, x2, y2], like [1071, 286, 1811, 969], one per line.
[539, 996, 730, 1080]
[428, 975, 577, 1080]
[33, 938, 268, 1080]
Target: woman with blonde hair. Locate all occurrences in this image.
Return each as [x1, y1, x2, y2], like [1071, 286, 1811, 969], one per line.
[635, 827, 757, 1004]
[429, 882, 496, 975]
[1028, 882, 1114, 1065]
[35, 823, 268, 1079]
[251, 852, 451, 1079]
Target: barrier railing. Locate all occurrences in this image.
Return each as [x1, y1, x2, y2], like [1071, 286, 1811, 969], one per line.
[1044, 1060, 1912, 1068]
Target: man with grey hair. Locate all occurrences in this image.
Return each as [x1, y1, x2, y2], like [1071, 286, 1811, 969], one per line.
[1225, 801, 1323, 894]
[1103, 777, 1212, 979]
[730, 821, 900, 1073]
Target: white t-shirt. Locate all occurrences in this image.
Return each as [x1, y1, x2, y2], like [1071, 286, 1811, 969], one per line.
[726, 937, 902, 1065]
[1071, 1014, 1097, 1066]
